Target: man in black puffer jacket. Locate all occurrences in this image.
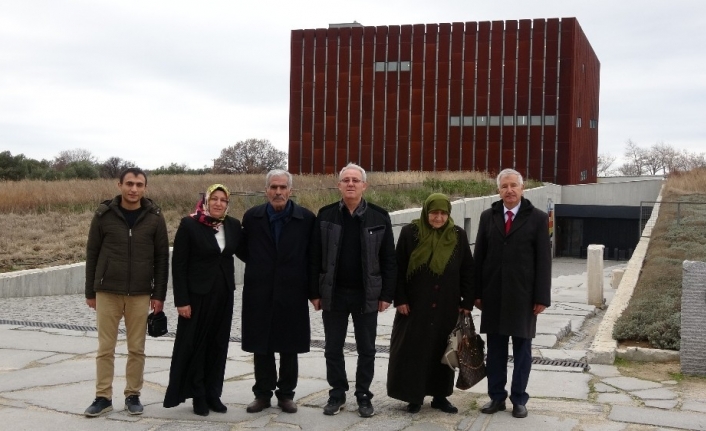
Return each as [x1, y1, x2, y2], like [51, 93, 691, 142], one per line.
[310, 163, 396, 419]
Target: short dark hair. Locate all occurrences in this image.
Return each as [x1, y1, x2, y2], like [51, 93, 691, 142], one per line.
[119, 167, 148, 185]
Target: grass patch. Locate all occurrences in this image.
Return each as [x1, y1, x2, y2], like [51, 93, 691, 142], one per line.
[0, 171, 514, 272]
[613, 168, 706, 350]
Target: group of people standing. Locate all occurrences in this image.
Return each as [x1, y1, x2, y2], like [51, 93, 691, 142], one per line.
[82, 164, 551, 421]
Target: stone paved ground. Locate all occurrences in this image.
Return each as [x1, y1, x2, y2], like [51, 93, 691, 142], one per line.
[2, 258, 706, 430]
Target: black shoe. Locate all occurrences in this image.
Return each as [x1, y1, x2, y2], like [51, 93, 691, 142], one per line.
[480, 399, 506, 414]
[431, 397, 458, 414]
[512, 404, 528, 418]
[357, 395, 374, 418]
[407, 403, 421, 413]
[246, 398, 271, 413]
[84, 397, 113, 417]
[193, 397, 209, 416]
[323, 397, 345, 415]
[206, 397, 227, 413]
[277, 398, 298, 413]
[124, 395, 143, 415]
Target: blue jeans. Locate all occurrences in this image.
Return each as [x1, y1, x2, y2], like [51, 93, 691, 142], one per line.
[322, 288, 378, 401]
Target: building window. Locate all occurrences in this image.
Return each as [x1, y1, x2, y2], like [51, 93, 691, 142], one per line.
[590, 119, 598, 128]
[400, 61, 411, 71]
[476, 116, 487, 126]
[545, 116, 556, 126]
[517, 116, 528, 126]
[576, 117, 582, 128]
[502, 116, 514, 126]
[580, 170, 587, 181]
[530, 116, 542, 126]
[462, 116, 474, 126]
[449, 116, 461, 126]
[388, 62, 398, 72]
[374, 62, 386, 72]
[489, 116, 501, 126]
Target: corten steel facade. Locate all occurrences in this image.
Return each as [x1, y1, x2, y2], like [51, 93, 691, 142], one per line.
[288, 18, 600, 185]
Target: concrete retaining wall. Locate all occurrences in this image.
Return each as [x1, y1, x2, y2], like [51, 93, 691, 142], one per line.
[587, 185, 664, 364]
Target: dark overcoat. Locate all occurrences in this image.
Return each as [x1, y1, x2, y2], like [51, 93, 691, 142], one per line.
[171, 215, 241, 307]
[387, 224, 474, 404]
[236, 202, 315, 354]
[474, 197, 551, 339]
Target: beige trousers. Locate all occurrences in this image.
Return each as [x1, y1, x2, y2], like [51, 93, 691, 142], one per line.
[95, 292, 150, 399]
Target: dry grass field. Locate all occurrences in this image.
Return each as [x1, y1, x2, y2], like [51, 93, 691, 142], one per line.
[0, 171, 494, 273]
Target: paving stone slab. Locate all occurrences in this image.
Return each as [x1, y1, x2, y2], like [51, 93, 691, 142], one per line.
[0, 328, 98, 354]
[577, 422, 628, 431]
[601, 376, 662, 391]
[0, 348, 55, 370]
[538, 349, 588, 361]
[528, 398, 604, 416]
[0, 357, 96, 392]
[532, 334, 558, 348]
[644, 399, 679, 409]
[630, 388, 677, 400]
[469, 411, 579, 431]
[0, 406, 154, 431]
[609, 405, 706, 430]
[683, 401, 706, 414]
[587, 364, 621, 378]
[593, 383, 619, 393]
[155, 423, 230, 431]
[4, 378, 165, 416]
[596, 393, 634, 405]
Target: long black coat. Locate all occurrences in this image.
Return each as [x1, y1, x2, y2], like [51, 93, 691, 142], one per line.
[474, 197, 551, 339]
[387, 224, 474, 404]
[236, 202, 315, 354]
[171, 216, 241, 307]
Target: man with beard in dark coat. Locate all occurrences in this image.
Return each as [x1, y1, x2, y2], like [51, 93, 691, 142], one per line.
[236, 169, 316, 414]
[474, 168, 551, 419]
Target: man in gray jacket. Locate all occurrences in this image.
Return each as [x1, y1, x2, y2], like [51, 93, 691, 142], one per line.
[310, 163, 396, 418]
[83, 167, 169, 417]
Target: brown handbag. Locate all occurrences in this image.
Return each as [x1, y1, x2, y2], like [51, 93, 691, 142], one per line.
[455, 313, 486, 390]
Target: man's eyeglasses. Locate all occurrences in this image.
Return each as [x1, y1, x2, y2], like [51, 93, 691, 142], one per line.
[339, 178, 363, 184]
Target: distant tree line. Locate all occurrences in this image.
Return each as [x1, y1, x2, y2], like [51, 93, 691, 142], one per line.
[0, 139, 287, 181]
[598, 140, 705, 177]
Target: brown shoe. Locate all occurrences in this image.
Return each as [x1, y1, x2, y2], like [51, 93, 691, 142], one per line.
[277, 398, 298, 413]
[246, 398, 271, 413]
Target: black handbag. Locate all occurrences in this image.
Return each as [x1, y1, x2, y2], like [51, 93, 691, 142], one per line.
[455, 313, 486, 390]
[147, 311, 168, 337]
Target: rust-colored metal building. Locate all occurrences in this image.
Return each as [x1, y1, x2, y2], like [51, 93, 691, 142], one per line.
[288, 18, 599, 185]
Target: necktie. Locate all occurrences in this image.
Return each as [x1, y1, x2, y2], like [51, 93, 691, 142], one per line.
[505, 211, 513, 234]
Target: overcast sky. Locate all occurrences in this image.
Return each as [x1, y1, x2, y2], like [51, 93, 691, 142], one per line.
[2, 0, 704, 169]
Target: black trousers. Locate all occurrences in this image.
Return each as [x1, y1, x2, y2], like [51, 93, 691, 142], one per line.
[252, 352, 298, 400]
[486, 334, 532, 406]
[322, 288, 378, 401]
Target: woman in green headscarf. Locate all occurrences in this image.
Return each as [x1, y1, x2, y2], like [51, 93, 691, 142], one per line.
[387, 193, 475, 414]
[164, 184, 242, 416]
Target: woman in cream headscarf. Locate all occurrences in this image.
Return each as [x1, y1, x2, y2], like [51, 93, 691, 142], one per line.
[387, 193, 475, 414]
[164, 184, 242, 416]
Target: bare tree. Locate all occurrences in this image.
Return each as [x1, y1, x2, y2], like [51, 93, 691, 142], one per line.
[597, 153, 617, 176]
[618, 139, 647, 176]
[100, 156, 136, 179]
[53, 148, 97, 171]
[212, 139, 287, 174]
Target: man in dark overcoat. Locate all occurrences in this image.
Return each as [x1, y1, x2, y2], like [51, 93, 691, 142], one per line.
[474, 168, 551, 419]
[236, 169, 316, 414]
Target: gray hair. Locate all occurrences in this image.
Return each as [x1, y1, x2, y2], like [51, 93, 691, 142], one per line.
[265, 169, 293, 188]
[496, 168, 524, 188]
[339, 162, 367, 182]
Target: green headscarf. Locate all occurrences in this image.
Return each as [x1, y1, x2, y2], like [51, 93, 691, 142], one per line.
[406, 193, 458, 278]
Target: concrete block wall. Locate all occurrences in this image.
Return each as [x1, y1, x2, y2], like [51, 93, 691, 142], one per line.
[681, 260, 706, 375]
